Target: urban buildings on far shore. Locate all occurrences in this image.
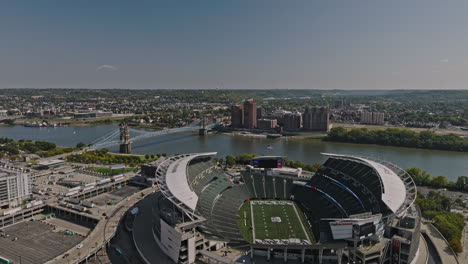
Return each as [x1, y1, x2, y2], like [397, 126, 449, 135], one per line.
[361, 111, 385, 125]
[230, 105, 244, 128]
[243, 99, 257, 129]
[257, 119, 277, 130]
[303, 106, 330, 131]
[0, 166, 31, 209]
[231, 102, 330, 132]
[231, 99, 257, 129]
[283, 112, 302, 131]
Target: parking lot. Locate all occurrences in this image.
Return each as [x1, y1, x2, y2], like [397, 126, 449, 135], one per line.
[88, 185, 142, 206]
[0, 221, 83, 264]
[44, 217, 91, 236]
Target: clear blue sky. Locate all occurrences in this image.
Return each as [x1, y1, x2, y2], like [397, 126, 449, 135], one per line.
[1, 0, 468, 89]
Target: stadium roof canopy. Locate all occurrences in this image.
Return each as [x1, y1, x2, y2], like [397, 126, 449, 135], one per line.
[321, 153, 413, 216]
[164, 152, 217, 211]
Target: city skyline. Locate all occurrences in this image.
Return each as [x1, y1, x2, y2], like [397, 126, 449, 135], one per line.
[1, 1, 468, 90]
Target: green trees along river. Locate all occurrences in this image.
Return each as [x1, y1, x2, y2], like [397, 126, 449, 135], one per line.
[325, 127, 468, 152]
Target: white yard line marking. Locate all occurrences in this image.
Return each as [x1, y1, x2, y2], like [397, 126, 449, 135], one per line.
[292, 203, 311, 242]
[250, 201, 256, 241]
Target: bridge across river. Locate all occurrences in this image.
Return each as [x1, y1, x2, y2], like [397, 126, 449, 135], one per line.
[89, 119, 216, 152]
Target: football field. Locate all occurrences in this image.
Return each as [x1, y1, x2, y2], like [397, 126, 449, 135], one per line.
[237, 200, 314, 244]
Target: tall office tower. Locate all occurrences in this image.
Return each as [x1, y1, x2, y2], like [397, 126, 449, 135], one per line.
[0, 166, 32, 208]
[231, 105, 244, 128]
[303, 106, 330, 131]
[283, 112, 302, 131]
[361, 111, 385, 125]
[243, 99, 257, 129]
[257, 108, 263, 119]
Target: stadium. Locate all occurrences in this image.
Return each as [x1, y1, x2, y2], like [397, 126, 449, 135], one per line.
[151, 152, 421, 264]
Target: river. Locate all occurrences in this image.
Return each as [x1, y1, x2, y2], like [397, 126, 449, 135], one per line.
[0, 124, 466, 181]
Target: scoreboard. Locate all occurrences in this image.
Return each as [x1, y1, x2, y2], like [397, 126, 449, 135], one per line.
[251, 157, 285, 168]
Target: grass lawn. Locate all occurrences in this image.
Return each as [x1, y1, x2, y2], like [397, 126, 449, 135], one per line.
[237, 200, 314, 244]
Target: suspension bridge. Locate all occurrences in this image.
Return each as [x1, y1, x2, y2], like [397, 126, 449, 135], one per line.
[89, 119, 217, 153]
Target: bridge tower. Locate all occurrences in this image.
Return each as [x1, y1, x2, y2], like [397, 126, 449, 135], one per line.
[199, 117, 208, 136]
[119, 122, 131, 154]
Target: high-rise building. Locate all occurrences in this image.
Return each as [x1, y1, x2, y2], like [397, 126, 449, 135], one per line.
[361, 111, 385, 125]
[257, 119, 277, 130]
[257, 108, 263, 119]
[0, 166, 31, 209]
[231, 105, 244, 128]
[303, 106, 329, 131]
[243, 99, 257, 129]
[283, 112, 302, 131]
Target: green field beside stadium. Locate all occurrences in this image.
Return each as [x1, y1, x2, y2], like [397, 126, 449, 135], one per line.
[237, 200, 315, 244]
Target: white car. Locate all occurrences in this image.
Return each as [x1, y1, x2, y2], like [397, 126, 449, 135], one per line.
[76, 244, 83, 249]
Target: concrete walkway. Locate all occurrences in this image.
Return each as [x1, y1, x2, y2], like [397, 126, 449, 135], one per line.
[461, 212, 468, 264]
[414, 234, 429, 264]
[420, 222, 459, 264]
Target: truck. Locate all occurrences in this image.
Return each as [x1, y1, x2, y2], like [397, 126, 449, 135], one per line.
[68, 186, 81, 192]
[67, 198, 80, 205]
[71, 205, 87, 212]
[81, 201, 95, 208]
[64, 190, 79, 197]
[82, 186, 95, 192]
[97, 178, 111, 186]
[31, 200, 43, 206]
[32, 188, 43, 195]
[84, 182, 96, 188]
[2, 207, 21, 216]
[111, 174, 125, 182]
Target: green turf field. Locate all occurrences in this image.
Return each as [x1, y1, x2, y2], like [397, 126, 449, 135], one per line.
[237, 200, 314, 244]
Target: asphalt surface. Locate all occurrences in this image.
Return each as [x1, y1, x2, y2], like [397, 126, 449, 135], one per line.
[0, 221, 83, 264]
[132, 192, 174, 264]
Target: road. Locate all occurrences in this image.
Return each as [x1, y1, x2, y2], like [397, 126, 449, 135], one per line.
[421, 222, 459, 264]
[462, 212, 468, 263]
[132, 192, 174, 264]
[44, 187, 155, 264]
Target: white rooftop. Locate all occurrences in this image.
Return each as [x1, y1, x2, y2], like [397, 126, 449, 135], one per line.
[38, 159, 65, 166]
[165, 152, 217, 211]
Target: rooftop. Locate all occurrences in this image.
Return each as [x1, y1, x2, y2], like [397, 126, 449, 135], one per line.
[164, 152, 217, 211]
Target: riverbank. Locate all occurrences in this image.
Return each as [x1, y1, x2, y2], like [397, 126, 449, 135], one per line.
[325, 126, 468, 152]
[334, 122, 468, 137]
[0, 124, 466, 180]
[5, 115, 136, 127]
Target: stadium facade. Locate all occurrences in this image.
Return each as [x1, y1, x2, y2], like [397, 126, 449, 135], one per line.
[151, 152, 420, 264]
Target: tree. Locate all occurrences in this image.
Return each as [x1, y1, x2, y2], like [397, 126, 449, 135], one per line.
[449, 238, 463, 253]
[455, 176, 468, 191]
[225, 155, 236, 167]
[311, 162, 323, 172]
[145, 154, 150, 160]
[326, 127, 347, 141]
[431, 176, 449, 188]
[76, 142, 86, 149]
[406, 168, 432, 186]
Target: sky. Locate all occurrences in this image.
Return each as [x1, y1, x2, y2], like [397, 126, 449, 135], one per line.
[1, 0, 468, 90]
